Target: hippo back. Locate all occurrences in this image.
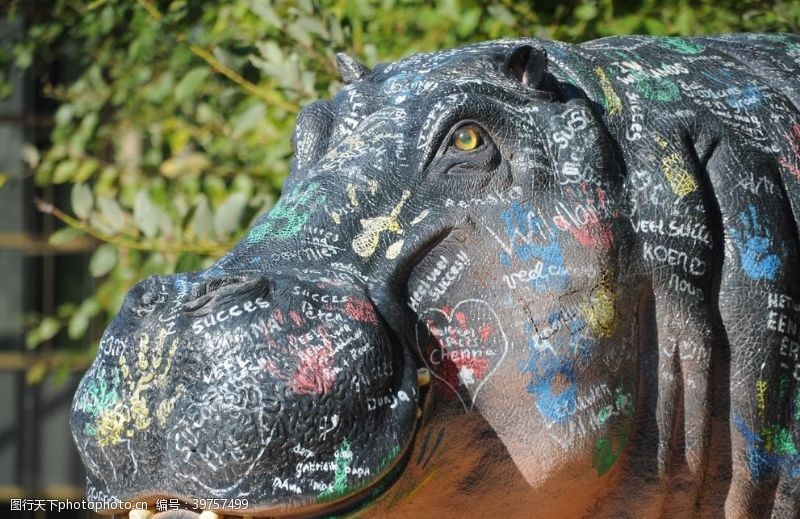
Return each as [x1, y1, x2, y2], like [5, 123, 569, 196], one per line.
[556, 34, 800, 516]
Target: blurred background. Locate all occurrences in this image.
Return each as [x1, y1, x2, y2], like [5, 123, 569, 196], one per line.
[0, 0, 798, 517]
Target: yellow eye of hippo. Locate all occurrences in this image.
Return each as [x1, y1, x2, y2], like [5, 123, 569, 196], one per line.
[453, 126, 481, 151]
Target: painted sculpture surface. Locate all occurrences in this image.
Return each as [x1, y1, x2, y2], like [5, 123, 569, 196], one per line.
[71, 34, 800, 518]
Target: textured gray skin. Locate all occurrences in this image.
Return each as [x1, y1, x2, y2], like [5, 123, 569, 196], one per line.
[71, 34, 800, 517]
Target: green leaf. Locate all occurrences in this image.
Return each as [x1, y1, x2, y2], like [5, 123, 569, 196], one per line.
[249, 0, 282, 27]
[89, 243, 118, 277]
[191, 194, 214, 240]
[232, 102, 267, 138]
[79, 297, 102, 318]
[232, 174, 254, 198]
[144, 72, 175, 103]
[53, 362, 73, 386]
[204, 175, 227, 205]
[133, 190, 160, 238]
[175, 67, 211, 103]
[574, 2, 599, 22]
[20, 143, 40, 168]
[486, 5, 516, 27]
[52, 159, 78, 184]
[25, 316, 61, 349]
[214, 192, 248, 239]
[49, 226, 84, 246]
[457, 8, 482, 38]
[0, 173, 7, 190]
[13, 41, 34, 69]
[56, 302, 77, 318]
[74, 112, 99, 148]
[67, 312, 90, 341]
[160, 152, 210, 178]
[643, 18, 668, 35]
[71, 182, 94, 219]
[38, 317, 61, 343]
[74, 159, 99, 183]
[25, 329, 41, 350]
[54, 103, 74, 126]
[26, 361, 48, 385]
[96, 196, 125, 232]
[175, 252, 205, 272]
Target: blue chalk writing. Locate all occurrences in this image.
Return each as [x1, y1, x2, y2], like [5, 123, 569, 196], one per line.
[726, 86, 763, 110]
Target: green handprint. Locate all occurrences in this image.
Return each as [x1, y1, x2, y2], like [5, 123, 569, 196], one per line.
[657, 37, 705, 55]
[247, 182, 326, 242]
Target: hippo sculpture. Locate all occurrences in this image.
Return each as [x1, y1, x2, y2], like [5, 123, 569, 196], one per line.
[70, 34, 800, 518]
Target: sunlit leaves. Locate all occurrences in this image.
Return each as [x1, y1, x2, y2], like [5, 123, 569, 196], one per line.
[249, 0, 283, 27]
[12, 0, 800, 368]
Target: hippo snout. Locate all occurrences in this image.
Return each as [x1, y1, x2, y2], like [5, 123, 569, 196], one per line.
[121, 272, 270, 319]
[71, 269, 419, 514]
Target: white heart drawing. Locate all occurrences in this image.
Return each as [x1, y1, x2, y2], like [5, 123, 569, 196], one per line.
[415, 299, 508, 411]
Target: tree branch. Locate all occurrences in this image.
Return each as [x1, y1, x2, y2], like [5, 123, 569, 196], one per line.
[34, 198, 230, 255]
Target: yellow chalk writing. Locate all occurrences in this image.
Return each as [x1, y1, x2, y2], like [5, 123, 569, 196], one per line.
[352, 190, 411, 258]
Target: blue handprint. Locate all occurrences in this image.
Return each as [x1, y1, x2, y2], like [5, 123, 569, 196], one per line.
[527, 356, 578, 423]
[500, 201, 568, 291]
[520, 313, 585, 423]
[735, 415, 800, 481]
[732, 205, 784, 281]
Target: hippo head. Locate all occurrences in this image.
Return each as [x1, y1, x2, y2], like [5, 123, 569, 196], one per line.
[71, 41, 645, 517]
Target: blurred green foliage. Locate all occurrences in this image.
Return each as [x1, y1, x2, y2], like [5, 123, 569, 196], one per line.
[1, 0, 798, 374]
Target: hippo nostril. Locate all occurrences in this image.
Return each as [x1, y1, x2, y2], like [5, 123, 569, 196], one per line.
[123, 275, 169, 319]
[140, 289, 159, 307]
[182, 272, 270, 315]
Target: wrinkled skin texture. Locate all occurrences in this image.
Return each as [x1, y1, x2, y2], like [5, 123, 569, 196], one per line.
[71, 34, 800, 518]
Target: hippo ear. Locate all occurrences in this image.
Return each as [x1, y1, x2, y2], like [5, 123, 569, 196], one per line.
[336, 52, 370, 83]
[503, 45, 547, 89]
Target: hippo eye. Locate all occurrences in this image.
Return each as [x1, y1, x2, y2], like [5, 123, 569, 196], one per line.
[452, 125, 482, 151]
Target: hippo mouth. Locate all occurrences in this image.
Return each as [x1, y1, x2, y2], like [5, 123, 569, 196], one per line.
[89, 368, 433, 519]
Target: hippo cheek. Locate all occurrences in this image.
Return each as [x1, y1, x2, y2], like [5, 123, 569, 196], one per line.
[415, 299, 509, 411]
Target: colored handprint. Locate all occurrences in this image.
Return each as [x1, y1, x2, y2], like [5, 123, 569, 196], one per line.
[500, 201, 568, 291]
[247, 182, 326, 242]
[731, 205, 784, 281]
